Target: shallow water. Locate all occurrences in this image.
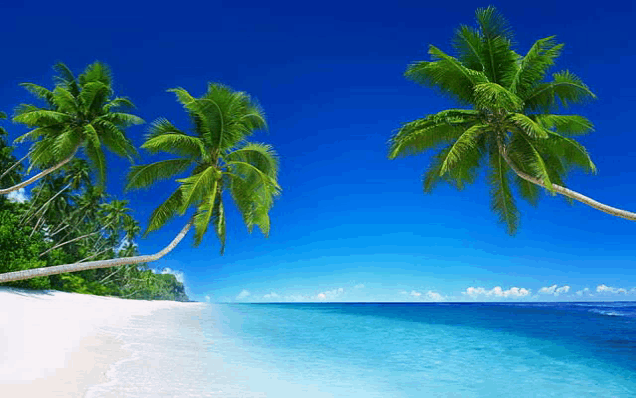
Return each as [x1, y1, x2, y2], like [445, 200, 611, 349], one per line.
[88, 302, 636, 397]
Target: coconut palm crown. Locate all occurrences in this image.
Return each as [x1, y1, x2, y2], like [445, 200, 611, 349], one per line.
[388, 6, 636, 234]
[127, 83, 280, 252]
[1, 61, 143, 193]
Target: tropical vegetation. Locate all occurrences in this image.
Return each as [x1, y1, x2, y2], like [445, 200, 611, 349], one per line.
[388, 6, 636, 234]
[0, 62, 142, 195]
[0, 81, 280, 286]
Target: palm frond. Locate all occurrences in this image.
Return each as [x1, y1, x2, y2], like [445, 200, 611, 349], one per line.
[93, 119, 138, 159]
[530, 114, 593, 136]
[84, 125, 107, 186]
[452, 25, 485, 71]
[508, 132, 554, 192]
[52, 86, 79, 114]
[405, 46, 488, 104]
[508, 113, 549, 139]
[20, 83, 56, 106]
[439, 124, 486, 174]
[473, 82, 523, 111]
[142, 130, 205, 159]
[176, 166, 220, 213]
[225, 143, 279, 178]
[79, 61, 113, 87]
[104, 97, 135, 111]
[389, 112, 478, 159]
[514, 174, 541, 206]
[126, 158, 193, 191]
[53, 62, 80, 95]
[13, 106, 72, 126]
[192, 182, 219, 246]
[475, 6, 513, 41]
[488, 149, 519, 235]
[524, 71, 596, 111]
[507, 36, 563, 95]
[145, 188, 183, 235]
[540, 131, 596, 173]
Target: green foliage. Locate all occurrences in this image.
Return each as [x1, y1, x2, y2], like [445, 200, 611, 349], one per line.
[0, 206, 50, 289]
[12, 61, 143, 187]
[389, 6, 597, 234]
[0, 87, 187, 301]
[128, 84, 280, 254]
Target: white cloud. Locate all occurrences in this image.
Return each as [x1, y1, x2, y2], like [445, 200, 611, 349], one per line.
[160, 268, 185, 284]
[539, 285, 557, 295]
[315, 287, 344, 301]
[425, 291, 444, 302]
[263, 292, 280, 299]
[576, 288, 591, 296]
[556, 285, 570, 294]
[596, 284, 627, 294]
[405, 290, 445, 302]
[7, 188, 28, 203]
[354, 284, 365, 289]
[236, 289, 251, 300]
[205, 295, 211, 303]
[464, 286, 530, 299]
[538, 285, 570, 296]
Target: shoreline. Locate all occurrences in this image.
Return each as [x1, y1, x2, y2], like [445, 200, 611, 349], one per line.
[0, 287, 203, 397]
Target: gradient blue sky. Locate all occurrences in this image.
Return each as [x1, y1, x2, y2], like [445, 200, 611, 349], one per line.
[1, 0, 635, 302]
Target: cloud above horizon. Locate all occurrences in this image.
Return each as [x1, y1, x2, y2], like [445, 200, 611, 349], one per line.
[236, 289, 251, 300]
[316, 287, 344, 301]
[538, 285, 570, 296]
[464, 286, 531, 299]
[596, 284, 628, 294]
[406, 290, 445, 302]
[263, 292, 280, 299]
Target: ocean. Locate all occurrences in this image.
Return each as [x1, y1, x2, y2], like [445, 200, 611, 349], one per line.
[87, 302, 636, 397]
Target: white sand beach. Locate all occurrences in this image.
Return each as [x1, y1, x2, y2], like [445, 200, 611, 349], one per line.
[0, 288, 204, 397]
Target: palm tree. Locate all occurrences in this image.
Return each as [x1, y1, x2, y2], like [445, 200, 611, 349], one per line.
[0, 112, 24, 186]
[388, 6, 636, 234]
[0, 83, 280, 283]
[0, 62, 143, 195]
[39, 199, 133, 257]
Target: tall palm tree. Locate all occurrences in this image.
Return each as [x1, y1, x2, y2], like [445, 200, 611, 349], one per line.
[0, 62, 143, 195]
[39, 199, 133, 257]
[0, 83, 280, 283]
[388, 6, 636, 234]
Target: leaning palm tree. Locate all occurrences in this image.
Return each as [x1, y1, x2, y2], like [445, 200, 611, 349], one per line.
[0, 62, 143, 195]
[0, 83, 280, 283]
[388, 6, 636, 234]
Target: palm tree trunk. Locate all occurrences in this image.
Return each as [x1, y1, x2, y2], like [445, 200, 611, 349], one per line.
[498, 142, 636, 221]
[23, 183, 72, 226]
[39, 229, 103, 257]
[0, 220, 193, 283]
[0, 150, 32, 180]
[0, 146, 78, 195]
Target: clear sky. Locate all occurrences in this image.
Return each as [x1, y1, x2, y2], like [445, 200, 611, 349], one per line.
[1, 0, 635, 302]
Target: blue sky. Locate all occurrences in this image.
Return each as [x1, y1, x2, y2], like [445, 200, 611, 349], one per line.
[1, 0, 635, 302]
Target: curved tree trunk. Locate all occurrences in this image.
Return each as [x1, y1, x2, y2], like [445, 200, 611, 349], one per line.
[23, 183, 72, 226]
[0, 220, 193, 284]
[39, 229, 103, 257]
[498, 142, 636, 221]
[0, 150, 32, 180]
[0, 146, 79, 195]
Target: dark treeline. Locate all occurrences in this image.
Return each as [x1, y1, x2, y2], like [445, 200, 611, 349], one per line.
[0, 112, 188, 301]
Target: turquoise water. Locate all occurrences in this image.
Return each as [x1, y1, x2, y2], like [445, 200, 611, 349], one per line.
[90, 302, 636, 397]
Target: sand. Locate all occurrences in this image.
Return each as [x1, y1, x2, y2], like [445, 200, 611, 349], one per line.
[0, 287, 202, 397]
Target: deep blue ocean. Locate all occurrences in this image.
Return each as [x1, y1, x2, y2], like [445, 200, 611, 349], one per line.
[89, 302, 636, 397]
